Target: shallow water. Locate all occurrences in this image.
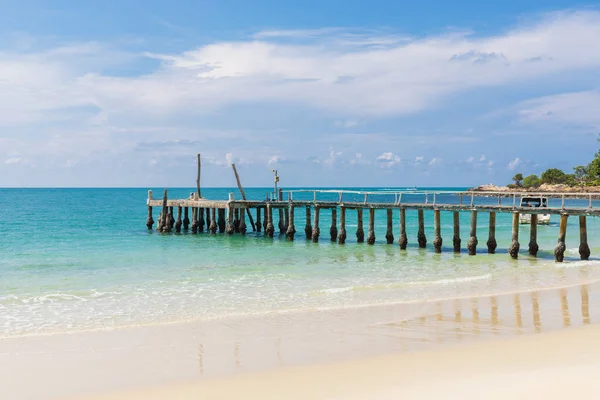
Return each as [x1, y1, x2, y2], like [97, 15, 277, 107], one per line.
[1, 187, 600, 338]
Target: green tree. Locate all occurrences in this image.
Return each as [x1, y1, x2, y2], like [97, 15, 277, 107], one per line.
[522, 174, 541, 188]
[541, 168, 567, 184]
[512, 173, 524, 187]
[573, 165, 587, 185]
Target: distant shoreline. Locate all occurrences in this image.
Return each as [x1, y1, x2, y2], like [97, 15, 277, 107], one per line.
[469, 183, 600, 196]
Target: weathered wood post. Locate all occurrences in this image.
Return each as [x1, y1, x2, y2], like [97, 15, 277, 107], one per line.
[209, 208, 217, 234]
[509, 212, 520, 259]
[168, 207, 175, 231]
[256, 208, 262, 232]
[367, 208, 376, 245]
[356, 209, 365, 243]
[183, 207, 190, 231]
[528, 214, 539, 257]
[330, 208, 338, 242]
[554, 214, 568, 262]
[231, 163, 256, 231]
[160, 190, 169, 233]
[233, 208, 240, 233]
[266, 205, 275, 238]
[304, 207, 312, 239]
[487, 212, 497, 254]
[312, 206, 320, 242]
[338, 207, 347, 244]
[433, 209, 442, 253]
[175, 206, 183, 233]
[417, 209, 426, 248]
[386, 209, 394, 244]
[286, 205, 296, 241]
[467, 210, 477, 255]
[263, 207, 268, 234]
[146, 206, 154, 230]
[198, 208, 205, 233]
[453, 211, 460, 253]
[218, 209, 226, 233]
[226, 207, 235, 235]
[284, 205, 290, 233]
[205, 208, 211, 232]
[191, 208, 198, 233]
[399, 208, 407, 249]
[278, 209, 285, 235]
[239, 207, 247, 235]
[579, 215, 590, 260]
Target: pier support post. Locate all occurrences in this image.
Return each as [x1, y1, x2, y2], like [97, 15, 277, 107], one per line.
[183, 207, 190, 231]
[233, 208, 240, 233]
[175, 206, 182, 233]
[356, 209, 365, 243]
[338, 207, 347, 244]
[286, 205, 296, 241]
[284, 206, 290, 233]
[367, 208, 376, 245]
[167, 207, 175, 232]
[417, 209, 427, 248]
[330, 208, 338, 242]
[467, 210, 477, 255]
[218, 209, 226, 233]
[312, 207, 320, 242]
[239, 207, 247, 235]
[433, 209, 442, 253]
[399, 208, 407, 250]
[256, 208, 262, 233]
[579, 215, 591, 260]
[453, 211, 461, 253]
[146, 206, 154, 230]
[386, 209, 394, 244]
[554, 214, 568, 262]
[487, 212, 497, 254]
[304, 207, 312, 239]
[226, 207, 235, 235]
[509, 212, 520, 259]
[159, 189, 168, 233]
[191, 208, 198, 233]
[209, 209, 217, 234]
[198, 208, 205, 233]
[266, 205, 275, 238]
[528, 214, 539, 257]
[278, 209, 285, 235]
[205, 208, 211, 232]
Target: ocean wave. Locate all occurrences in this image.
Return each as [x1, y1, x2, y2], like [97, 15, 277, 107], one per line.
[403, 274, 493, 286]
[555, 259, 600, 269]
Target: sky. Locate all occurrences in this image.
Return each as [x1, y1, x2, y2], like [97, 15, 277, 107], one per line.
[1, 0, 600, 188]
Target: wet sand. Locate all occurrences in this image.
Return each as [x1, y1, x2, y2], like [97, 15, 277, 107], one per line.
[2, 281, 600, 399]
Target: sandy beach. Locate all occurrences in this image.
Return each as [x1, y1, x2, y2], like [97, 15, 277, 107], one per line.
[2, 281, 600, 400]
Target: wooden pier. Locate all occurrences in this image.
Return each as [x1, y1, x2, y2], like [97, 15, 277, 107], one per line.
[146, 186, 600, 262]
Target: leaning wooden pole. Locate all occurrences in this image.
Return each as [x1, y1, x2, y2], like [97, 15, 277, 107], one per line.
[231, 163, 256, 231]
[196, 153, 202, 199]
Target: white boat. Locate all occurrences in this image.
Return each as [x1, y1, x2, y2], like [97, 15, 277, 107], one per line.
[519, 196, 551, 224]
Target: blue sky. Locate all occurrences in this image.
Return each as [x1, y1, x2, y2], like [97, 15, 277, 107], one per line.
[1, 1, 600, 187]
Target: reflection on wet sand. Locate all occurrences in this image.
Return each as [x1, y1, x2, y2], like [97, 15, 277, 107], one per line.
[193, 281, 600, 379]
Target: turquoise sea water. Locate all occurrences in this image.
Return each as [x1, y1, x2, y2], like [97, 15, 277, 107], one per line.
[1, 187, 600, 338]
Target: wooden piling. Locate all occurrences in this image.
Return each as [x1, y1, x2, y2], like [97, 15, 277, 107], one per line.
[433, 209, 442, 253]
[304, 207, 312, 239]
[528, 214, 539, 257]
[338, 207, 347, 244]
[191, 208, 198, 233]
[263, 207, 269, 234]
[278, 209, 285, 235]
[183, 207, 190, 231]
[168, 206, 175, 231]
[284, 206, 290, 233]
[266, 205, 275, 238]
[159, 190, 168, 233]
[554, 214, 568, 262]
[579, 215, 590, 260]
[239, 207, 247, 235]
[175, 206, 182, 233]
[386, 209, 394, 244]
[209, 208, 217, 234]
[367, 208, 375, 245]
[453, 211, 460, 253]
[467, 210, 477, 255]
[198, 208, 205, 233]
[146, 206, 154, 230]
[204, 208, 210, 232]
[417, 209, 426, 248]
[226, 207, 235, 235]
[399, 208, 407, 250]
[233, 208, 240, 233]
[509, 212, 520, 259]
[286, 205, 296, 241]
[256, 208, 262, 232]
[312, 207, 320, 242]
[356, 209, 365, 243]
[330, 208, 338, 242]
[487, 212, 497, 254]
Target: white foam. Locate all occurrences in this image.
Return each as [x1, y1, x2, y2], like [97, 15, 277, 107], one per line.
[404, 274, 492, 286]
[321, 287, 354, 294]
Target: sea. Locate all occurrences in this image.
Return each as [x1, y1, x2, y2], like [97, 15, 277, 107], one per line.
[1, 187, 600, 339]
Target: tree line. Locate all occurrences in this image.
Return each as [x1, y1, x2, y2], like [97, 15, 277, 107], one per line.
[509, 138, 600, 189]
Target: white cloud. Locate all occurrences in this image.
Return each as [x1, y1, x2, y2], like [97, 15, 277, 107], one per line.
[334, 120, 359, 128]
[376, 152, 402, 168]
[487, 160, 495, 167]
[516, 90, 600, 128]
[508, 157, 521, 170]
[323, 149, 342, 166]
[268, 155, 282, 165]
[466, 156, 474, 163]
[428, 157, 441, 166]
[5, 157, 22, 165]
[415, 156, 424, 164]
[479, 154, 486, 162]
